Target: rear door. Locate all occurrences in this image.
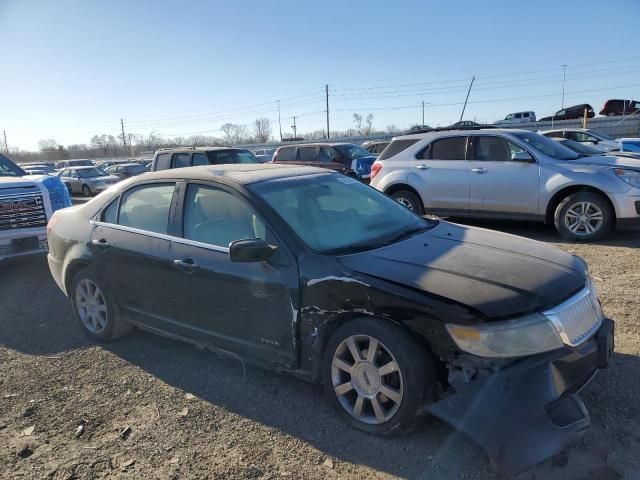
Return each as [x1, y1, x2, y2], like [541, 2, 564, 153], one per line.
[90, 182, 180, 329]
[468, 135, 540, 216]
[408, 135, 470, 215]
[168, 182, 299, 367]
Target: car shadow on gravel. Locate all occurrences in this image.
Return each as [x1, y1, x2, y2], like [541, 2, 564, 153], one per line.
[445, 218, 640, 248]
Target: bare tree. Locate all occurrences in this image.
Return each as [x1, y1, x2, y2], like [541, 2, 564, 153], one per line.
[221, 123, 249, 144]
[38, 138, 58, 151]
[363, 114, 374, 135]
[254, 118, 272, 143]
[353, 114, 363, 134]
[385, 124, 401, 135]
[91, 135, 110, 158]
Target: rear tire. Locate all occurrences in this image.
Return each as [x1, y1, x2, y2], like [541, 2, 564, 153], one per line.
[70, 268, 133, 342]
[82, 184, 92, 197]
[322, 317, 436, 436]
[554, 192, 613, 242]
[390, 190, 424, 215]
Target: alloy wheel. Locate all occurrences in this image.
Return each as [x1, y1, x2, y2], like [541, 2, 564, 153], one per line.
[395, 197, 414, 210]
[331, 335, 403, 425]
[75, 278, 108, 333]
[564, 201, 604, 236]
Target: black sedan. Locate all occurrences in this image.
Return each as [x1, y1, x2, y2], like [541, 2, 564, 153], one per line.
[47, 164, 613, 476]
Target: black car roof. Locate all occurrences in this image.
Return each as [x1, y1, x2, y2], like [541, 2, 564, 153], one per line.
[139, 164, 328, 185]
[277, 143, 353, 149]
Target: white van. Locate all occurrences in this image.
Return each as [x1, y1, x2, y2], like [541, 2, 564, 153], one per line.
[494, 111, 536, 125]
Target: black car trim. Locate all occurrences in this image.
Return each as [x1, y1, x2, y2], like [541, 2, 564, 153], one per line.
[89, 220, 231, 253]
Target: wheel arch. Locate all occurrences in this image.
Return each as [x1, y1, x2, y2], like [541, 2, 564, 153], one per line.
[383, 183, 423, 202]
[63, 259, 91, 295]
[545, 185, 616, 225]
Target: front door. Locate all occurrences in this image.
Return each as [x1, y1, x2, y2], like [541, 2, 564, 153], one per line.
[408, 135, 470, 215]
[90, 182, 179, 329]
[468, 135, 540, 217]
[169, 182, 299, 368]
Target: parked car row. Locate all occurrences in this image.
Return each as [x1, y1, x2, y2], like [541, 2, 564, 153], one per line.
[493, 99, 640, 125]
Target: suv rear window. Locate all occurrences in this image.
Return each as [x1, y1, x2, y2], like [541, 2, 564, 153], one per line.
[378, 139, 420, 160]
[275, 147, 297, 162]
[155, 153, 171, 171]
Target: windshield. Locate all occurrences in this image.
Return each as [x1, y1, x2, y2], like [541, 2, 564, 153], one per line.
[127, 164, 146, 174]
[590, 130, 615, 141]
[513, 132, 579, 160]
[334, 144, 372, 160]
[207, 149, 259, 164]
[558, 139, 601, 155]
[251, 173, 437, 254]
[77, 167, 107, 178]
[0, 154, 26, 177]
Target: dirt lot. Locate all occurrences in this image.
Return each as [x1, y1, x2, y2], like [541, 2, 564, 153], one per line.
[1, 222, 639, 480]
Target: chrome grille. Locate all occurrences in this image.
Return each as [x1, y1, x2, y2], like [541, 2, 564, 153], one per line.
[0, 192, 47, 231]
[0, 239, 48, 257]
[544, 282, 603, 347]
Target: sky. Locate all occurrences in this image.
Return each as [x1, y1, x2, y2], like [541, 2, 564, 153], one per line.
[1, 0, 639, 151]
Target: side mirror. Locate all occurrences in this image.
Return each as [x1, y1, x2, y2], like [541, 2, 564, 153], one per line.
[229, 238, 277, 263]
[512, 151, 534, 162]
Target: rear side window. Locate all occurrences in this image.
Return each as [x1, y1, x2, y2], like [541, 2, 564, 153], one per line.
[102, 199, 118, 223]
[172, 153, 190, 169]
[192, 153, 208, 166]
[378, 139, 420, 160]
[118, 183, 175, 234]
[299, 147, 317, 162]
[155, 153, 171, 171]
[545, 131, 564, 139]
[275, 147, 297, 162]
[427, 137, 468, 160]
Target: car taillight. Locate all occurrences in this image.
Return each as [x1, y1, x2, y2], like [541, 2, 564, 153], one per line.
[47, 213, 59, 237]
[371, 161, 382, 180]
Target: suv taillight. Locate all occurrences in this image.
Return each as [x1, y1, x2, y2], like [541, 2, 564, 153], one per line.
[371, 161, 382, 181]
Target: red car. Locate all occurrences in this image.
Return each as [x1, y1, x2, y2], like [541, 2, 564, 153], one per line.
[599, 99, 640, 117]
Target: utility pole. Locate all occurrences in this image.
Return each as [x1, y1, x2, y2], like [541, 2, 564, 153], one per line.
[3, 130, 7, 154]
[291, 116, 297, 139]
[561, 64, 568, 109]
[120, 118, 127, 156]
[277, 100, 283, 142]
[128, 133, 133, 156]
[459, 76, 475, 122]
[325, 84, 330, 139]
[422, 101, 425, 125]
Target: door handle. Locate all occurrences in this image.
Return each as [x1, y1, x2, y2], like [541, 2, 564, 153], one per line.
[471, 167, 488, 174]
[416, 164, 430, 170]
[91, 239, 110, 249]
[173, 258, 200, 273]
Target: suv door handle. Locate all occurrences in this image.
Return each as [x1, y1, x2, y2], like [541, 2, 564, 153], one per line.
[416, 164, 430, 170]
[173, 258, 199, 273]
[91, 239, 110, 249]
[471, 167, 488, 174]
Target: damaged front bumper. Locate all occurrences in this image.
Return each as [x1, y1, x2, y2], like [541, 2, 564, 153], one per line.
[425, 318, 614, 477]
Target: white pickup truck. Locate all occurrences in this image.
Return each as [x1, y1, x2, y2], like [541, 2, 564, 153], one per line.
[0, 153, 71, 261]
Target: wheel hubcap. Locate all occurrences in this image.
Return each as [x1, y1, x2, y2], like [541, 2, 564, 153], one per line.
[76, 279, 108, 333]
[331, 335, 403, 425]
[396, 197, 413, 210]
[564, 201, 603, 236]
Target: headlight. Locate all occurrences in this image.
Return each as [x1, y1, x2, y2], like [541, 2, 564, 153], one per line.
[613, 168, 640, 188]
[446, 314, 563, 358]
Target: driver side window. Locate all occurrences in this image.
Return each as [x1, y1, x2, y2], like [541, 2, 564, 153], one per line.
[183, 184, 265, 248]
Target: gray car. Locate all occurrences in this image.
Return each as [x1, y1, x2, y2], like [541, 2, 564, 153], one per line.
[370, 128, 640, 241]
[58, 166, 120, 196]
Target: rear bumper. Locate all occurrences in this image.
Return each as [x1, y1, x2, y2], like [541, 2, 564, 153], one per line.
[47, 253, 66, 295]
[425, 318, 614, 476]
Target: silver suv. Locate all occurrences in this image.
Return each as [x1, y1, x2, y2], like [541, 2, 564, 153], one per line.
[370, 128, 640, 241]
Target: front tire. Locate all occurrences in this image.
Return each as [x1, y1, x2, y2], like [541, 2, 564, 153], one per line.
[322, 318, 436, 436]
[554, 192, 613, 241]
[390, 190, 424, 215]
[82, 184, 92, 197]
[71, 269, 132, 342]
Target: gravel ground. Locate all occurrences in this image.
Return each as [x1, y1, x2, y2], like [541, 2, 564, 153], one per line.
[0, 221, 639, 480]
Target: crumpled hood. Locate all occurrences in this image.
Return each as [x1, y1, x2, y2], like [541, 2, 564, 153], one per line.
[339, 222, 587, 320]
